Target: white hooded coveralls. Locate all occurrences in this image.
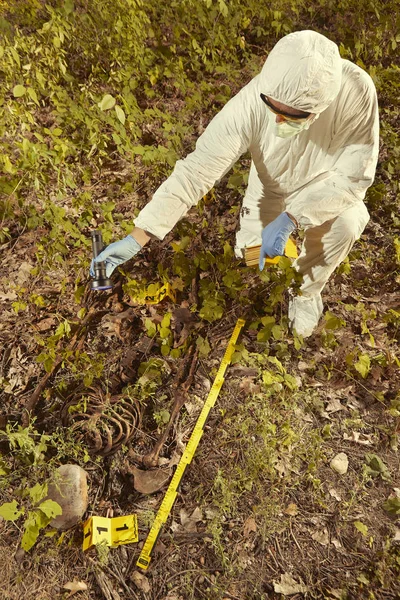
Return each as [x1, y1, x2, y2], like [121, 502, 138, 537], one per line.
[134, 31, 380, 334]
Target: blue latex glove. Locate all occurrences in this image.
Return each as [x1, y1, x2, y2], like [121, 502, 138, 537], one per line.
[259, 212, 296, 270]
[90, 235, 142, 278]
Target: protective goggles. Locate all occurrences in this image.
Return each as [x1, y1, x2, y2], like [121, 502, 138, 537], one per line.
[260, 93, 311, 121]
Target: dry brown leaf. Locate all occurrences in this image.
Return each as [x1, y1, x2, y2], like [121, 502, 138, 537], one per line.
[297, 361, 309, 371]
[329, 488, 342, 502]
[131, 571, 151, 593]
[325, 397, 345, 413]
[343, 431, 373, 445]
[312, 528, 330, 546]
[274, 457, 291, 477]
[273, 573, 308, 595]
[129, 465, 171, 494]
[0, 290, 17, 301]
[284, 503, 298, 516]
[329, 590, 345, 599]
[35, 316, 57, 331]
[243, 516, 257, 536]
[172, 307, 194, 347]
[63, 580, 88, 596]
[170, 520, 180, 533]
[180, 506, 202, 532]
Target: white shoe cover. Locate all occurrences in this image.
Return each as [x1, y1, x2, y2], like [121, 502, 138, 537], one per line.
[288, 294, 323, 338]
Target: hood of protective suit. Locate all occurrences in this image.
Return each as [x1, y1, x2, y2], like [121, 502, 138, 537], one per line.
[260, 30, 342, 114]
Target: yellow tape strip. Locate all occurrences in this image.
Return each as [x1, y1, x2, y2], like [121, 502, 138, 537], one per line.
[144, 282, 176, 305]
[130, 282, 177, 305]
[136, 317, 245, 570]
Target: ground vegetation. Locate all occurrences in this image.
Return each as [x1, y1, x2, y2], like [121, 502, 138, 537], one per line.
[0, 0, 399, 598]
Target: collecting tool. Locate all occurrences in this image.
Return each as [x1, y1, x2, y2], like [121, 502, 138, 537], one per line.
[136, 318, 245, 570]
[90, 230, 113, 290]
[244, 237, 298, 267]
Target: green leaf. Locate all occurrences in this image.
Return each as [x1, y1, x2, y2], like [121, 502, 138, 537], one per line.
[354, 354, 371, 378]
[284, 373, 298, 390]
[383, 496, 400, 516]
[3, 156, 15, 174]
[218, 0, 228, 16]
[227, 173, 243, 188]
[115, 105, 126, 124]
[160, 344, 170, 357]
[160, 312, 171, 329]
[354, 520, 368, 536]
[21, 510, 46, 551]
[159, 327, 171, 339]
[10, 48, 20, 67]
[261, 316, 275, 326]
[0, 500, 24, 522]
[98, 94, 116, 111]
[157, 409, 170, 425]
[13, 85, 26, 98]
[262, 371, 282, 386]
[144, 318, 157, 337]
[257, 328, 271, 342]
[324, 311, 345, 330]
[364, 453, 391, 480]
[29, 483, 48, 505]
[271, 324, 284, 340]
[196, 335, 211, 356]
[0, 458, 10, 475]
[38, 499, 62, 519]
[27, 87, 39, 105]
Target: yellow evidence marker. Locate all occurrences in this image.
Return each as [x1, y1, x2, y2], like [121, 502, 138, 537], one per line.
[83, 515, 138, 551]
[244, 237, 298, 267]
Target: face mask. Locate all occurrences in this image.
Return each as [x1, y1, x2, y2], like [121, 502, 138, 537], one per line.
[268, 111, 317, 139]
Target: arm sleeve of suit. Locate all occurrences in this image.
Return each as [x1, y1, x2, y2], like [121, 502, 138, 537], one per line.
[134, 84, 257, 240]
[285, 71, 380, 228]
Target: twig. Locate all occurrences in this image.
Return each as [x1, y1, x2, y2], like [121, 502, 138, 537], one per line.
[289, 521, 305, 559]
[87, 556, 137, 600]
[142, 346, 199, 468]
[92, 568, 122, 600]
[266, 546, 280, 571]
[108, 554, 139, 598]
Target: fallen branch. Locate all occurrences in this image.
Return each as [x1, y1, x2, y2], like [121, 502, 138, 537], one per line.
[142, 345, 199, 468]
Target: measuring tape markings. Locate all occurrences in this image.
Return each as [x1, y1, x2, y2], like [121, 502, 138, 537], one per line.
[136, 317, 245, 570]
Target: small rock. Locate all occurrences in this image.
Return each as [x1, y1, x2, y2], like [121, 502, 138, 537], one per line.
[330, 453, 349, 475]
[47, 464, 89, 530]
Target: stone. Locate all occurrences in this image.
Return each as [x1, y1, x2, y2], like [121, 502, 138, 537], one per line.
[47, 464, 89, 530]
[330, 453, 349, 475]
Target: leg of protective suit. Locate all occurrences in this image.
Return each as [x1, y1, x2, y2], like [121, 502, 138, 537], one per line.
[289, 202, 370, 336]
[236, 174, 370, 336]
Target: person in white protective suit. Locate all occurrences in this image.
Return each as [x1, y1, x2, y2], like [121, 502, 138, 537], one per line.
[91, 30, 380, 337]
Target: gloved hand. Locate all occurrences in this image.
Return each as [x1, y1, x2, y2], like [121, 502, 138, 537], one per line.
[259, 212, 296, 270]
[90, 234, 142, 279]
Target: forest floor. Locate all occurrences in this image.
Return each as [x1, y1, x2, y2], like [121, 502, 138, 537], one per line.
[0, 3, 399, 596]
[0, 153, 399, 600]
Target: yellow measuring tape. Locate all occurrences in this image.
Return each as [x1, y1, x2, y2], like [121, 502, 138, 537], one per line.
[136, 317, 246, 570]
